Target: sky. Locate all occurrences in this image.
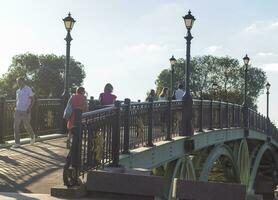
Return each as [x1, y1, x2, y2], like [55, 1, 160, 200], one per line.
[0, 0, 278, 124]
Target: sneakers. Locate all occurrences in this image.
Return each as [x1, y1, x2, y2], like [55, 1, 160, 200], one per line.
[30, 138, 36, 145]
[11, 143, 21, 149]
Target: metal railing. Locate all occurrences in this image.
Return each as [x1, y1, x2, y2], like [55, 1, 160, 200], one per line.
[0, 98, 63, 143]
[63, 98, 278, 186]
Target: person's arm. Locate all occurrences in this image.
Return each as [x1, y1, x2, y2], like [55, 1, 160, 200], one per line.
[27, 88, 35, 113]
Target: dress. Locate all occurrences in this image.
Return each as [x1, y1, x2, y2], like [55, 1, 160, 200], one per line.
[67, 94, 87, 130]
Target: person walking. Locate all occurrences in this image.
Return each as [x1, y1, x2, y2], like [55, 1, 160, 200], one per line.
[67, 87, 88, 133]
[159, 87, 169, 101]
[99, 83, 117, 106]
[174, 84, 185, 100]
[12, 77, 35, 148]
[146, 89, 157, 102]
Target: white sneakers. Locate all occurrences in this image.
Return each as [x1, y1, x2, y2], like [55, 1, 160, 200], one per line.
[30, 138, 36, 145]
[11, 143, 21, 149]
[11, 137, 36, 149]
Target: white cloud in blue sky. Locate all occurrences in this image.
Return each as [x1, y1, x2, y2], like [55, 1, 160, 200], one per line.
[0, 0, 278, 124]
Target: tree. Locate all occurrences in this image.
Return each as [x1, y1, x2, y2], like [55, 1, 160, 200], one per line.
[0, 53, 86, 98]
[155, 55, 266, 110]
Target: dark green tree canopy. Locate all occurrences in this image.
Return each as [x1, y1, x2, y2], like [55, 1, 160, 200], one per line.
[0, 53, 86, 98]
[155, 55, 267, 110]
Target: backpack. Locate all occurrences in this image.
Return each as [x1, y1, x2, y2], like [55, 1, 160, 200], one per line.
[63, 96, 73, 120]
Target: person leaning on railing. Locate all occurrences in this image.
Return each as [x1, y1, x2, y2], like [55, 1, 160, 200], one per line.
[99, 83, 117, 106]
[67, 87, 88, 134]
[159, 87, 169, 101]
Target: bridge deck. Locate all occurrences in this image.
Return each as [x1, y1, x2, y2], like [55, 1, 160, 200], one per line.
[0, 138, 68, 194]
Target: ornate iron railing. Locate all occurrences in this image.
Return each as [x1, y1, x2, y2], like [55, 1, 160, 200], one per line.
[63, 98, 278, 186]
[0, 98, 62, 142]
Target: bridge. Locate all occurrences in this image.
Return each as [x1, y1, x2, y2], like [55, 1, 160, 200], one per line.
[0, 97, 277, 200]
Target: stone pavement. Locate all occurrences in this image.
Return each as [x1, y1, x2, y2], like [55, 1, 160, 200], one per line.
[0, 192, 112, 200]
[0, 138, 68, 195]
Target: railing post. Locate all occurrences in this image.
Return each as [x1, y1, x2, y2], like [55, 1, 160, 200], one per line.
[182, 94, 193, 136]
[63, 109, 82, 186]
[112, 101, 121, 166]
[258, 113, 261, 131]
[232, 104, 235, 127]
[31, 98, 39, 137]
[0, 97, 5, 144]
[209, 99, 213, 130]
[226, 102, 229, 128]
[243, 105, 249, 136]
[123, 98, 130, 154]
[147, 98, 154, 146]
[166, 97, 172, 141]
[219, 100, 222, 129]
[238, 105, 241, 127]
[199, 98, 203, 132]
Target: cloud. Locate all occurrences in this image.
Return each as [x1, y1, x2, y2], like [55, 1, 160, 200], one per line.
[117, 43, 169, 69]
[206, 45, 222, 53]
[243, 20, 278, 34]
[270, 21, 278, 28]
[262, 63, 278, 71]
[244, 24, 257, 32]
[257, 52, 274, 56]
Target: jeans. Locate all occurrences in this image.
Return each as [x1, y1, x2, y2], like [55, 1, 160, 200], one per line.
[14, 110, 35, 144]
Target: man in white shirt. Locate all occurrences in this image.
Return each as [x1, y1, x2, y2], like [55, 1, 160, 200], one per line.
[174, 84, 185, 100]
[12, 77, 35, 148]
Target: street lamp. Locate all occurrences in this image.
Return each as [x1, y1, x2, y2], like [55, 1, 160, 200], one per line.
[243, 54, 250, 134]
[243, 54, 250, 107]
[62, 13, 76, 104]
[212, 82, 218, 100]
[266, 82, 270, 118]
[181, 10, 195, 137]
[169, 55, 177, 97]
[266, 82, 270, 134]
[183, 10, 195, 94]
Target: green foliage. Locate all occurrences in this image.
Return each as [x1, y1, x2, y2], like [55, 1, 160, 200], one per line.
[0, 53, 86, 98]
[155, 55, 267, 110]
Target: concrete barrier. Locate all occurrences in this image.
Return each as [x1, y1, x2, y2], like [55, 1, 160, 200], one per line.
[172, 178, 246, 200]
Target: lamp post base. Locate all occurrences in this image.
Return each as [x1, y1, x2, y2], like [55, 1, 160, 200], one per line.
[181, 93, 193, 137]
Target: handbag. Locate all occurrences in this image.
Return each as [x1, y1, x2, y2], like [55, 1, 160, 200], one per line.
[63, 96, 73, 120]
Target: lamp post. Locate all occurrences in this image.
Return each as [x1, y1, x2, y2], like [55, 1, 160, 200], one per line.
[181, 10, 195, 137]
[62, 13, 76, 105]
[243, 54, 250, 135]
[266, 82, 270, 134]
[169, 55, 177, 97]
[183, 10, 195, 94]
[212, 82, 218, 100]
[243, 54, 250, 107]
[266, 82, 270, 119]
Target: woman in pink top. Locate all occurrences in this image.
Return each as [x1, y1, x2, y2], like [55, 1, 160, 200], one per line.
[99, 83, 117, 105]
[67, 87, 88, 131]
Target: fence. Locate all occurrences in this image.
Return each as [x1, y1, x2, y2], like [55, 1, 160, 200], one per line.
[0, 98, 63, 143]
[63, 98, 278, 186]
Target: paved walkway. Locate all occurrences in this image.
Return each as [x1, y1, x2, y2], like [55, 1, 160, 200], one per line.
[0, 138, 68, 194]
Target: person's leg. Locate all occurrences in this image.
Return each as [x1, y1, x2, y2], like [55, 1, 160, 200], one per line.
[13, 111, 22, 144]
[22, 112, 35, 140]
